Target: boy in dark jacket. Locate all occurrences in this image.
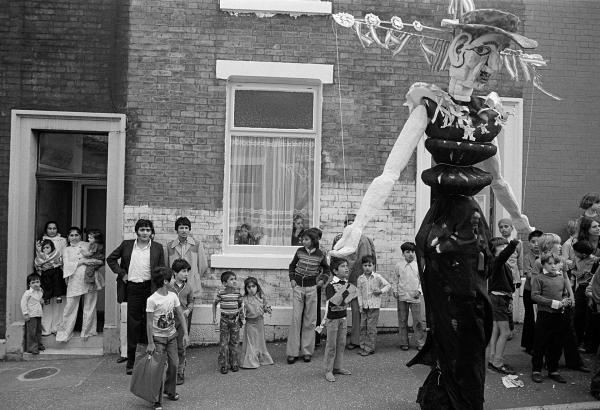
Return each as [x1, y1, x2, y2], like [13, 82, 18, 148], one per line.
[487, 237, 520, 375]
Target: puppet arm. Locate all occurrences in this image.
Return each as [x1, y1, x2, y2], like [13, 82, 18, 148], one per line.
[479, 152, 534, 235]
[331, 105, 428, 257]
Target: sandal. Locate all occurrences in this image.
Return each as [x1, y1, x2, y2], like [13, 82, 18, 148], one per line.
[488, 362, 515, 375]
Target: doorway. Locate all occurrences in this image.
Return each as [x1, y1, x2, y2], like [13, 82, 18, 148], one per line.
[35, 131, 108, 335]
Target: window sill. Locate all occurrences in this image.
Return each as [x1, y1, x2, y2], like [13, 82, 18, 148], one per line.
[211, 250, 297, 269]
[220, 0, 332, 16]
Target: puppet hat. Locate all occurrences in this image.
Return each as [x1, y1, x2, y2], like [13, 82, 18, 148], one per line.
[444, 9, 538, 49]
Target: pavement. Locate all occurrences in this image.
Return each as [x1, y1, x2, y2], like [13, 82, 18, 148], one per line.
[1, 325, 600, 410]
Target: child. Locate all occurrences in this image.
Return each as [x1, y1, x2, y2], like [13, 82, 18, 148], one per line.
[34, 239, 66, 304]
[146, 267, 189, 410]
[521, 229, 543, 354]
[240, 277, 274, 369]
[356, 254, 391, 356]
[531, 252, 573, 384]
[393, 242, 425, 351]
[573, 240, 599, 352]
[497, 219, 523, 339]
[21, 273, 45, 354]
[487, 237, 519, 375]
[167, 258, 194, 385]
[212, 270, 243, 374]
[80, 229, 105, 284]
[323, 257, 357, 382]
[287, 229, 329, 364]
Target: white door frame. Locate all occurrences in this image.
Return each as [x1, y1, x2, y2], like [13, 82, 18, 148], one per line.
[7, 110, 126, 354]
[415, 98, 524, 232]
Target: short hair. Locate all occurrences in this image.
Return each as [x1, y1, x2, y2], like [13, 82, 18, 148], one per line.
[87, 229, 104, 245]
[330, 257, 348, 273]
[361, 255, 376, 265]
[497, 218, 512, 228]
[540, 251, 559, 266]
[27, 273, 41, 287]
[538, 233, 562, 254]
[40, 239, 55, 253]
[489, 237, 509, 250]
[175, 216, 191, 231]
[134, 219, 155, 234]
[579, 193, 600, 210]
[171, 258, 191, 273]
[528, 229, 544, 242]
[301, 229, 320, 249]
[152, 267, 173, 288]
[573, 240, 594, 257]
[220, 270, 236, 284]
[401, 242, 416, 252]
[309, 227, 323, 240]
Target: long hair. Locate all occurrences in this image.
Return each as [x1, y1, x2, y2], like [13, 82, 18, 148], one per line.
[578, 217, 599, 242]
[244, 276, 264, 299]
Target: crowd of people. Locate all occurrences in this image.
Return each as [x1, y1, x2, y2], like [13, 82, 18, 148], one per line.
[19, 192, 600, 409]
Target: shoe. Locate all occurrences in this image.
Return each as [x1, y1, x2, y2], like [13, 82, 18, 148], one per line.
[176, 374, 184, 385]
[116, 357, 128, 364]
[346, 343, 359, 350]
[56, 297, 62, 304]
[165, 393, 180, 401]
[531, 372, 543, 383]
[488, 362, 516, 375]
[549, 373, 567, 383]
[287, 356, 297, 364]
[303, 355, 311, 363]
[38, 344, 46, 351]
[220, 366, 228, 374]
[416, 346, 422, 351]
[126, 367, 133, 375]
[333, 368, 351, 375]
[28, 350, 39, 355]
[325, 372, 336, 382]
[592, 391, 600, 401]
[400, 345, 409, 351]
[360, 350, 373, 356]
[231, 365, 239, 372]
[153, 402, 163, 410]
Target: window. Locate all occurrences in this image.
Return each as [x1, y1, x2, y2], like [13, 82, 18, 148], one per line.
[224, 82, 321, 250]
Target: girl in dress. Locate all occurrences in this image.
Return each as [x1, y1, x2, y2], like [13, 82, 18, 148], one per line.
[34, 239, 66, 304]
[240, 277, 274, 369]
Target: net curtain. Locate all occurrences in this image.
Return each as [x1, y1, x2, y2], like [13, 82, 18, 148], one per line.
[229, 135, 314, 246]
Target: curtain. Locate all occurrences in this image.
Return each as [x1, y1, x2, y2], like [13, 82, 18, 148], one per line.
[229, 135, 314, 246]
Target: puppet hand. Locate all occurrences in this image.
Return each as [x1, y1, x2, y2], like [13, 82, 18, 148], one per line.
[512, 214, 534, 235]
[331, 225, 362, 257]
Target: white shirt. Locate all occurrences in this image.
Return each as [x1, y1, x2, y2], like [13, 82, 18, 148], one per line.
[357, 272, 391, 309]
[129, 239, 151, 282]
[395, 260, 422, 303]
[146, 290, 180, 338]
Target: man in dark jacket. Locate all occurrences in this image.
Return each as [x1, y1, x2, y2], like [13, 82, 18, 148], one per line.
[106, 219, 165, 374]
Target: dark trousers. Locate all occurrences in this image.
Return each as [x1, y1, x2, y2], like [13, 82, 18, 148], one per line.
[25, 317, 42, 353]
[315, 286, 322, 346]
[127, 281, 152, 368]
[532, 311, 568, 373]
[591, 344, 600, 395]
[575, 284, 589, 344]
[218, 314, 240, 369]
[175, 313, 192, 377]
[521, 289, 535, 351]
[154, 334, 179, 401]
[562, 307, 584, 368]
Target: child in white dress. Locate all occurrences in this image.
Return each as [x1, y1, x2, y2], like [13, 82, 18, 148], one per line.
[240, 277, 274, 369]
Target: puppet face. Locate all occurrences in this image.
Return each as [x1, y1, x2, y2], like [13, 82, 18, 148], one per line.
[449, 32, 507, 91]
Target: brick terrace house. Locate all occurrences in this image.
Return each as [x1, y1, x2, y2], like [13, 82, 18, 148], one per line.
[1, 0, 599, 357]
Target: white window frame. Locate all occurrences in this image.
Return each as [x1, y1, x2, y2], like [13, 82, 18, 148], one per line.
[219, 0, 331, 16]
[213, 60, 332, 269]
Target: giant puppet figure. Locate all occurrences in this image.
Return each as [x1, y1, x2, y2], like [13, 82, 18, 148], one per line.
[331, 8, 550, 410]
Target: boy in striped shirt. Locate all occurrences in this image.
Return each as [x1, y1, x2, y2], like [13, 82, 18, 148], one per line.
[212, 271, 243, 374]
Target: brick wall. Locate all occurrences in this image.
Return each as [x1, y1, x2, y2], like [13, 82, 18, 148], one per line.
[521, 0, 600, 238]
[0, 0, 128, 337]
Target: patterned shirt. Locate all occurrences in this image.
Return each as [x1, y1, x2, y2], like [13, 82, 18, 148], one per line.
[215, 288, 242, 316]
[146, 290, 180, 338]
[288, 247, 330, 280]
[357, 272, 391, 309]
